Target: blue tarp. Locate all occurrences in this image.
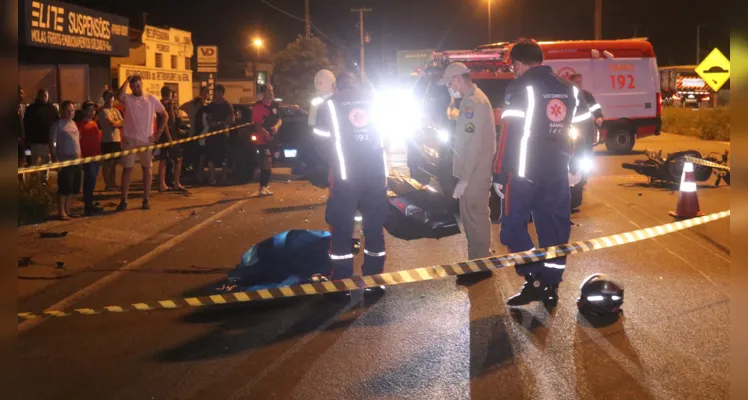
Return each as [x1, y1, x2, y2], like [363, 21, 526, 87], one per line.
[228, 229, 333, 291]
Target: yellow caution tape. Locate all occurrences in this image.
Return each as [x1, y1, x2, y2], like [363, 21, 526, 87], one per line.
[17, 210, 730, 321]
[17, 122, 255, 175]
[684, 155, 730, 171]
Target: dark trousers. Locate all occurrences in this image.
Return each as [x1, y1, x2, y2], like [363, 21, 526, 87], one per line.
[82, 162, 101, 209]
[326, 177, 389, 279]
[499, 175, 571, 285]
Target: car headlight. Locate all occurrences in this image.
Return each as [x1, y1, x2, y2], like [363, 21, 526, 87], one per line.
[437, 129, 450, 143]
[579, 156, 593, 173]
[569, 126, 578, 140]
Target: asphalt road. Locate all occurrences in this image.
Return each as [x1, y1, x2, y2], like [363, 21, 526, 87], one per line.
[19, 132, 730, 400]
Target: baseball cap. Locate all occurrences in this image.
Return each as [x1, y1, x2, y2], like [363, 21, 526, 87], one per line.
[437, 62, 471, 85]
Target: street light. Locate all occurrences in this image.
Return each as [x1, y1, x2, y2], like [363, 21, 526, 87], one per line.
[253, 38, 263, 58]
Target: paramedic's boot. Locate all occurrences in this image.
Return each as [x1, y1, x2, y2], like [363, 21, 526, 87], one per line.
[364, 285, 386, 297]
[506, 277, 560, 308]
[506, 275, 542, 306]
[541, 284, 559, 310]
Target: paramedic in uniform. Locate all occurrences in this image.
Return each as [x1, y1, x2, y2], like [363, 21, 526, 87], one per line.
[493, 39, 594, 309]
[438, 62, 496, 265]
[313, 73, 389, 294]
[300, 69, 336, 181]
[569, 73, 604, 143]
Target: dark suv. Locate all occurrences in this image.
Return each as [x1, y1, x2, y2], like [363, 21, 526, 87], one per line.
[406, 56, 590, 214]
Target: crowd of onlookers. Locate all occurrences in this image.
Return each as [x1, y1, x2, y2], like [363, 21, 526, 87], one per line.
[19, 76, 284, 221]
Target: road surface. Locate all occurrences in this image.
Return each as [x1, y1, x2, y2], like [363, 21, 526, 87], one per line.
[19, 132, 730, 399]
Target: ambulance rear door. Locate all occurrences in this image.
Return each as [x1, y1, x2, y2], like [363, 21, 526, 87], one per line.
[590, 56, 660, 123]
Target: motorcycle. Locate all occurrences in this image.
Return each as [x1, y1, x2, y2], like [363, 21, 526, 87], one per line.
[621, 149, 730, 187]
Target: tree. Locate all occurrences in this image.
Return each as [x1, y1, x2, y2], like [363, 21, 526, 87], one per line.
[272, 36, 334, 108]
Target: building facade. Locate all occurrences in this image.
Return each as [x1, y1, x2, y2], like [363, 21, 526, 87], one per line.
[111, 25, 194, 105]
[18, 0, 130, 105]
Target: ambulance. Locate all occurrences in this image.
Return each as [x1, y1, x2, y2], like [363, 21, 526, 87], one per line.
[405, 39, 662, 213]
[478, 39, 663, 153]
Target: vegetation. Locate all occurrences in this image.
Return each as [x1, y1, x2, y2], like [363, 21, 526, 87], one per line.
[661, 107, 730, 141]
[272, 36, 345, 108]
[18, 177, 56, 225]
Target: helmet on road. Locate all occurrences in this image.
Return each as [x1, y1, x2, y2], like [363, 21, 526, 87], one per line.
[314, 69, 336, 95]
[576, 273, 624, 316]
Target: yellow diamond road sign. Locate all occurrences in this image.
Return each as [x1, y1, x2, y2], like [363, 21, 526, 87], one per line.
[696, 48, 730, 91]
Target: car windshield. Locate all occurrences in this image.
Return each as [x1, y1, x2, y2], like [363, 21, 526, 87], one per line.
[473, 78, 512, 107]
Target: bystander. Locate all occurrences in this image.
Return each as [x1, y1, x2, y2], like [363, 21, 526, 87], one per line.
[77, 101, 105, 216]
[98, 90, 124, 191]
[117, 75, 168, 211]
[23, 89, 59, 184]
[49, 101, 81, 220]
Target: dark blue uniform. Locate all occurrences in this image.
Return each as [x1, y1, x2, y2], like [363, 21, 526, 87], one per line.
[313, 87, 389, 279]
[493, 65, 594, 284]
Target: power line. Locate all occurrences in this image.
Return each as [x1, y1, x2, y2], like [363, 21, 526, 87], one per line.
[258, 0, 347, 49]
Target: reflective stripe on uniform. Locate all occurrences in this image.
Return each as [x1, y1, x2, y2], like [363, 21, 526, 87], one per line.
[544, 262, 565, 269]
[330, 253, 354, 260]
[589, 103, 601, 112]
[313, 128, 331, 137]
[364, 250, 386, 257]
[328, 100, 348, 180]
[518, 85, 536, 178]
[501, 109, 525, 119]
[572, 111, 592, 123]
[311, 97, 324, 106]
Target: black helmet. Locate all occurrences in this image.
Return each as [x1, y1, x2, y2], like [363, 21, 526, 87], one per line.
[576, 274, 624, 316]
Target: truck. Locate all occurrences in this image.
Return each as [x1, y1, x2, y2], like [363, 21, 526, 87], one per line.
[659, 66, 712, 108]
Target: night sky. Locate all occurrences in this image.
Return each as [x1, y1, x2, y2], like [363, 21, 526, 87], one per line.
[66, 0, 729, 69]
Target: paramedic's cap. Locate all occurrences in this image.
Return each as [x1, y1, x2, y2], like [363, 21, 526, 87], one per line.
[437, 62, 471, 86]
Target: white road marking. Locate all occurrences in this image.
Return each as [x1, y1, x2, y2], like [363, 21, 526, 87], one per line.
[18, 198, 252, 335]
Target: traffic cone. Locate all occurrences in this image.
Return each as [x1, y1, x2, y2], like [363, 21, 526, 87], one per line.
[669, 162, 704, 219]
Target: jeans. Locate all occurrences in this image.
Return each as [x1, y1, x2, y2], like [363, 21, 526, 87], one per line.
[82, 162, 101, 209]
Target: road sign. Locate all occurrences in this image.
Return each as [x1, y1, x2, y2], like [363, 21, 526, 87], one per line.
[695, 48, 730, 91]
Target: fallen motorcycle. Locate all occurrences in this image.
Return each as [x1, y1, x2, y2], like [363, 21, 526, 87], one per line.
[621, 149, 729, 187]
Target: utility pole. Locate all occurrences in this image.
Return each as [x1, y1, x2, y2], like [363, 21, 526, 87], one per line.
[304, 0, 311, 39]
[696, 24, 708, 63]
[351, 7, 371, 82]
[594, 0, 602, 40]
[487, 0, 491, 43]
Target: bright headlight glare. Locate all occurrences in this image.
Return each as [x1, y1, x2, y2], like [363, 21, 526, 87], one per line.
[437, 129, 450, 143]
[569, 126, 578, 140]
[579, 156, 593, 173]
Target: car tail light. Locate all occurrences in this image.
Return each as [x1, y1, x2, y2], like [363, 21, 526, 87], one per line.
[702, 96, 710, 102]
[251, 135, 257, 141]
[656, 93, 662, 117]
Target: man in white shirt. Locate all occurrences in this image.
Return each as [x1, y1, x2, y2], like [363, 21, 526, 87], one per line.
[116, 75, 168, 211]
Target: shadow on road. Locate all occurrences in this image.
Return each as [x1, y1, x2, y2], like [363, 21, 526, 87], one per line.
[594, 149, 647, 157]
[150, 280, 388, 363]
[573, 314, 655, 399]
[262, 202, 326, 214]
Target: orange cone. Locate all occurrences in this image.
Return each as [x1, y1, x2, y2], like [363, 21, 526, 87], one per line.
[669, 162, 704, 219]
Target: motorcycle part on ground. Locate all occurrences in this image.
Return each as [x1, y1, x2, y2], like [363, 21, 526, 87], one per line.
[576, 273, 624, 316]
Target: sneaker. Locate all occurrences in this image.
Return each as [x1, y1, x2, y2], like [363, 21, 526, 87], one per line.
[249, 190, 263, 198]
[84, 205, 104, 216]
[260, 187, 274, 196]
[364, 285, 386, 296]
[115, 201, 128, 212]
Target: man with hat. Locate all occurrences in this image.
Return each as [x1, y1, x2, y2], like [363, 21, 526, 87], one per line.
[438, 62, 497, 271]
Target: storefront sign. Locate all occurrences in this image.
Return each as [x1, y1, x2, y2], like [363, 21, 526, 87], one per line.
[121, 65, 191, 83]
[197, 46, 218, 73]
[23, 0, 129, 56]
